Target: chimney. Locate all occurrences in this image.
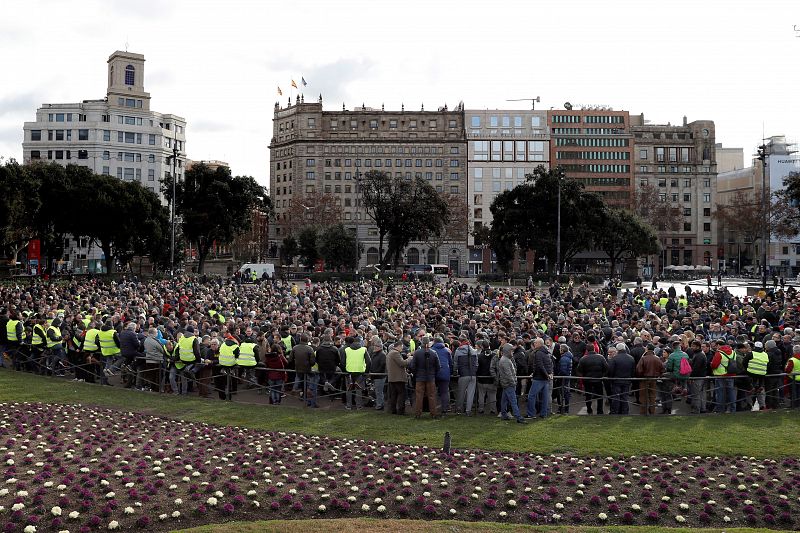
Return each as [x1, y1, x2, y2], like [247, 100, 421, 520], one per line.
[683, 115, 687, 126]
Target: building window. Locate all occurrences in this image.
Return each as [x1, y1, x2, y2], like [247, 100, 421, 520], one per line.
[703, 207, 711, 217]
[703, 193, 711, 203]
[683, 222, 691, 231]
[683, 208, 691, 216]
[30, 130, 41, 141]
[639, 149, 647, 159]
[450, 185, 459, 194]
[658, 178, 666, 187]
[704, 223, 712, 232]
[306, 171, 315, 179]
[656, 147, 664, 162]
[103, 130, 110, 142]
[148, 169, 155, 181]
[125, 65, 135, 85]
[78, 150, 88, 160]
[703, 178, 710, 187]
[389, 119, 397, 129]
[369, 119, 378, 129]
[102, 166, 110, 175]
[450, 172, 459, 180]
[149, 134, 156, 145]
[55, 150, 63, 160]
[78, 129, 88, 140]
[30, 150, 40, 159]
[148, 154, 155, 163]
[471, 116, 480, 127]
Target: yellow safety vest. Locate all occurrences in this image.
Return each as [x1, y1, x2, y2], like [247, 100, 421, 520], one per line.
[789, 356, 800, 381]
[82, 329, 100, 352]
[31, 324, 47, 347]
[98, 329, 120, 356]
[658, 297, 668, 307]
[177, 336, 197, 362]
[6, 320, 23, 342]
[713, 351, 733, 376]
[218, 342, 238, 367]
[46, 325, 62, 349]
[345, 346, 367, 373]
[281, 335, 293, 353]
[237, 342, 257, 367]
[81, 317, 91, 328]
[747, 351, 768, 376]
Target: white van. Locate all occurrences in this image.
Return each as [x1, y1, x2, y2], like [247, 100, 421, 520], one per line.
[238, 263, 275, 279]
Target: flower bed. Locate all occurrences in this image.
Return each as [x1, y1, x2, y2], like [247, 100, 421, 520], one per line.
[0, 403, 797, 531]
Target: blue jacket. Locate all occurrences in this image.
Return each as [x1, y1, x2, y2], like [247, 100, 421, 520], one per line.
[408, 346, 441, 382]
[432, 342, 453, 381]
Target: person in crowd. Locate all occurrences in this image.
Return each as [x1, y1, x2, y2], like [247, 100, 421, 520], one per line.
[607, 342, 635, 415]
[577, 339, 608, 415]
[369, 337, 387, 410]
[386, 338, 410, 415]
[526, 338, 553, 419]
[454, 334, 478, 415]
[408, 335, 440, 419]
[498, 343, 526, 424]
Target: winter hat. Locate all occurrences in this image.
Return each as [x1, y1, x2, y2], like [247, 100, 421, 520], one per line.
[765, 340, 777, 350]
[718, 345, 733, 356]
[754, 341, 764, 349]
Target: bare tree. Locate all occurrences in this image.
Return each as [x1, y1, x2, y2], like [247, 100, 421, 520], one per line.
[632, 183, 681, 232]
[283, 191, 343, 235]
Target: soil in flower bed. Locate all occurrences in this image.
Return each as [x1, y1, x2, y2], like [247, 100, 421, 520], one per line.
[0, 402, 798, 532]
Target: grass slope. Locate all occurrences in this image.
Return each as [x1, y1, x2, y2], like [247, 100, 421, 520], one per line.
[175, 518, 781, 533]
[1, 369, 798, 458]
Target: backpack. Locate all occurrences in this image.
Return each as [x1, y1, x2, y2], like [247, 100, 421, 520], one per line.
[678, 356, 692, 376]
[725, 352, 742, 375]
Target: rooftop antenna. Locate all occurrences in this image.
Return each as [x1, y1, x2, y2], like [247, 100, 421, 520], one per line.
[506, 96, 540, 110]
[125, 36, 129, 52]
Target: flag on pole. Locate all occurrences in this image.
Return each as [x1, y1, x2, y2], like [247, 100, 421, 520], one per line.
[301, 77, 307, 87]
[291, 79, 298, 89]
[277, 86, 282, 96]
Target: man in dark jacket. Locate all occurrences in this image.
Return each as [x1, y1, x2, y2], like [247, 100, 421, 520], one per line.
[526, 338, 554, 418]
[291, 334, 317, 407]
[475, 340, 496, 415]
[386, 338, 410, 415]
[689, 339, 708, 413]
[119, 322, 143, 388]
[369, 337, 387, 410]
[607, 342, 635, 414]
[408, 336, 440, 418]
[577, 343, 608, 414]
[629, 337, 645, 401]
[764, 339, 784, 409]
[314, 334, 340, 395]
[555, 343, 573, 414]
[636, 347, 665, 415]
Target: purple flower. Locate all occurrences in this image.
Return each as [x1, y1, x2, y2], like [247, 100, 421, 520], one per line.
[222, 503, 235, 515]
[269, 502, 280, 511]
[472, 507, 484, 518]
[136, 516, 151, 528]
[646, 511, 660, 521]
[622, 512, 634, 524]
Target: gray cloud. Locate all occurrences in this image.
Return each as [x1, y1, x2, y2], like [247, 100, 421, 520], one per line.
[300, 58, 375, 108]
[0, 93, 42, 117]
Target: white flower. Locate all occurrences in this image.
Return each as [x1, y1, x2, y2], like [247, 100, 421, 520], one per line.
[318, 505, 326, 512]
[43, 482, 53, 488]
[51, 506, 62, 516]
[631, 504, 641, 511]
[555, 502, 564, 509]
[552, 513, 561, 520]
[12, 503, 25, 511]
[347, 496, 356, 503]
[5, 459, 13, 465]
[108, 521, 119, 530]
[395, 495, 404, 502]
[0, 488, 7, 496]
[361, 504, 370, 512]
[159, 513, 168, 521]
[607, 496, 616, 502]
[214, 491, 224, 498]
[449, 508, 457, 515]
[499, 511, 507, 518]
[23, 527, 36, 533]
[471, 493, 479, 499]
[252, 500, 260, 508]
[377, 505, 386, 513]
[675, 515, 686, 523]
[723, 516, 731, 522]
[171, 511, 181, 518]
[598, 512, 608, 520]
[69, 511, 80, 519]
[123, 507, 134, 515]
[507, 499, 517, 508]
[16, 490, 28, 497]
[661, 495, 670, 502]
[105, 492, 115, 499]
[207, 497, 218, 506]
[575, 489, 584, 497]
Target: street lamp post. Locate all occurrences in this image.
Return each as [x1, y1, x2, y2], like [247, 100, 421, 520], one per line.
[170, 143, 179, 276]
[555, 170, 564, 279]
[757, 144, 768, 289]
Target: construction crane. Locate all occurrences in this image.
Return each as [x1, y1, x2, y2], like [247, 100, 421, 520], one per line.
[506, 96, 540, 110]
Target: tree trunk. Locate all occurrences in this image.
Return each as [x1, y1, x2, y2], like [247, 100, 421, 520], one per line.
[378, 231, 385, 273]
[197, 241, 210, 274]
[101, 242, 115, 275]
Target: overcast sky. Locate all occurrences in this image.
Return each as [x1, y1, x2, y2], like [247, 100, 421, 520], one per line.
[1, 0, 798, 186]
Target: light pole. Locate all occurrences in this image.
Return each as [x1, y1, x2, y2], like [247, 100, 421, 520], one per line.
[555, 170, 564, 279]
[757, 144, 768, 289]
[170, 143, 179, 276]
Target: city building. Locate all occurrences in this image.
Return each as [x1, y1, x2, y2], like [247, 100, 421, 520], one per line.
[465, 108, 550, 275]
[717, 135, 800, 276]
[547, 107, 634, 207]
[269, 96, 468, 274]
[21, 50, 187, 272]
[630, 115, 718, 275]
[716, 143, 745, 173]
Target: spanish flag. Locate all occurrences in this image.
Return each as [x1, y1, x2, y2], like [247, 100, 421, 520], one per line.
[277, 86, 282, 96]
[291, 79, 298, 89]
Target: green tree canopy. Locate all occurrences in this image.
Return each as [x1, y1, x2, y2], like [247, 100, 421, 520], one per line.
[359, 170, 450, 271]
[489, 166, 604, 273]
[164, 163, 270, 274]
[594, 207, 660, 276]
[297, 226, 320, 268]
[318, 223, 358, 271]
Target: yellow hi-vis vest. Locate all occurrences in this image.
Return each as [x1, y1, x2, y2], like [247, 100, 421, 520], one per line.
[6, 320, 23, 342]
[747, 350, 769, 376]
[98, 329, 120, 356]
[82, 329, 100, 352]
[713, 350, 734, 376]
[31, 324, 46, 347]
[789, 356, 800, 381]
[238, 342, 257, 366]
[177, 336, 197, 362]
[281, 335, 293, 353]
[46, 325, 62, 349]
[218, 342, 238, 367]
[345, 346, 367, 373]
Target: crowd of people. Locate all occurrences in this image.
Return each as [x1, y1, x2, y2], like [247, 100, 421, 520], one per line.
[1, 274, 799, 421]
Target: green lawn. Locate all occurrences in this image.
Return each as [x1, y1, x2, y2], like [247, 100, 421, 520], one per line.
[0, 369, 798, 458]
[175, 518, 780, 533]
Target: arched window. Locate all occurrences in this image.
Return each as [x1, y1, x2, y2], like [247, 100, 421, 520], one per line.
[125, 65, 135, 86]
[427, 248, 437, 264]
[366, 247, 379, 265]
[406, 247, 419, 265]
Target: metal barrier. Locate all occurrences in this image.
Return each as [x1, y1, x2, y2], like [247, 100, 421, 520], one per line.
[2, 347, 799, 415]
